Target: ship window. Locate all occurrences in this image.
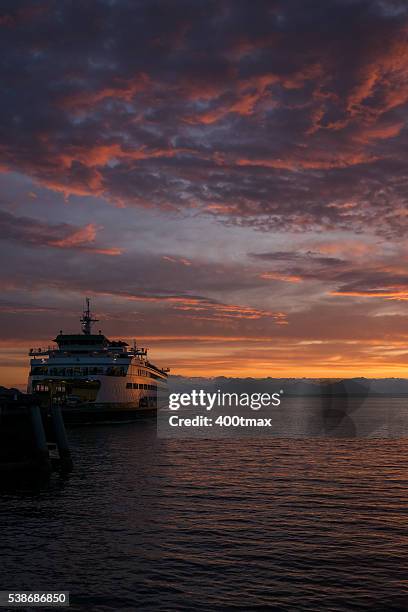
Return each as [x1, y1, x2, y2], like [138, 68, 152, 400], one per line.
[81, 367, 88, 376]
[133, 383, 138, 389]
[107, 366, 128, 377]
[55, 368, 65, 376]
[35, 383, 49, 392]
[126, 382, 132, 388]
[66, 368, 73, 376]
[31, 366, 48, 375]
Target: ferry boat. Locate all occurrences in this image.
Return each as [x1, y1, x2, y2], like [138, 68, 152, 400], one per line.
[27, 299, 169, 424]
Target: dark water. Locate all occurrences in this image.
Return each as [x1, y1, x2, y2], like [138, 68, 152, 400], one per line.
[2, 412, 408, 610]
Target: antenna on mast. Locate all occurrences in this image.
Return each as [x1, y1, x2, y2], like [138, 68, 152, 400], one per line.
[80, 297, 99, 335]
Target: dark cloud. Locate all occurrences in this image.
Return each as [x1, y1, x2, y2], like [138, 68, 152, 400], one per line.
[0, 0, 408, 234]
[249, 250, 345, 267]
[3, 0, 408, 380]
[0, 209, 121, 254]
[0, 242, 290, 345]
[250, 246, 408, 300]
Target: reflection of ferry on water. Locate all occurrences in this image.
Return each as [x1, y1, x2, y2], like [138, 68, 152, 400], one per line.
[27, 299, 169, 424]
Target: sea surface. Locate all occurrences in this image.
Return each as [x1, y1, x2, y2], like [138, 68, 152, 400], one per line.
[2, 399, 408, 611]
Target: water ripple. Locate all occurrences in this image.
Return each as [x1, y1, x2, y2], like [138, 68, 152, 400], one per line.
[1, 414, 408, 610]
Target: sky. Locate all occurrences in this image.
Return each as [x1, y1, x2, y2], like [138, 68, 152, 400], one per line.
[1, 0, 408, 387]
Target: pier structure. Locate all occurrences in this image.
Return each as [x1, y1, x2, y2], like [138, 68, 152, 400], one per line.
[0, 390, 73, 479]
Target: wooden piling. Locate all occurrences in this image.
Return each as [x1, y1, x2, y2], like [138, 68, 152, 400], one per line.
[51, 404, 73, 473]
[0, 391, 73, 478]
[29, 404, 52, 475]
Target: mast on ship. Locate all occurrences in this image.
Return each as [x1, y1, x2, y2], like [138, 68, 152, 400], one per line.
[80, 297, 99, 335]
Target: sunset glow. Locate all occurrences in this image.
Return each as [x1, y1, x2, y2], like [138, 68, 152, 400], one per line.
[1, 1, 408, 385]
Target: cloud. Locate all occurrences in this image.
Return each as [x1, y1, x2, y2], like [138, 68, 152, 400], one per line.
[250, 250, 346, 267]
[0, 1, 408, 235]
[3, 0, 408, 378]
[0, 210, 121, 255]
[251, 247, 408, 303]
[60, 73, 150, 111]
[162, 255, 192, 266]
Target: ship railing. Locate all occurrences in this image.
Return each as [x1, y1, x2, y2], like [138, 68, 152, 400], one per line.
[29, 346, 57, 356]
[128, 349, 147, 357]
[146, 360, 170, 375]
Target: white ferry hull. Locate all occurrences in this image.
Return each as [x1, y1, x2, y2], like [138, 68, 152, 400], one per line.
[27, 300, 169, 425]
[27, 374, 168, 425]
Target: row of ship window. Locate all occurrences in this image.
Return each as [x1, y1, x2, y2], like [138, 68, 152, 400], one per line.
[33, 384, 67, 393]
[126, 383, 157, 390]
[33, 382, 157, 393]
[134, 369, 161, 380]
[34, 384, 49, 392]
[30, 366, 157, 378]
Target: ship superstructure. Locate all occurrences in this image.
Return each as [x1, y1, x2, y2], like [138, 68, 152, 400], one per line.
[27, 299, 169, 423]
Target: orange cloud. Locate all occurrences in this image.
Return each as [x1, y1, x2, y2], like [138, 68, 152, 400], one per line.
[354, 120, 405, 143]
[205, 203, 238, 214]
[260, 272, 303, 283]
[77, 289, 288, 324]
[236, 150, 379, 171]
[331, 288, 408, 300]
[180, 80, 228, 102]
[58, 143, 187, 170]
[309, 240, 377, 258]
[60, 73, 150, 110]
[347, 31, 408, 119]
[49, 223, 98, 247]
[48, 223, 122, 255]
[172, 301, 288, 322]
[39, 169, 105, 199]
[162, 255, 192, 266]
[186, 73, 279, 124]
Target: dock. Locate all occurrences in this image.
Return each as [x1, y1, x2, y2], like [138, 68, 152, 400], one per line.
[0, 388, 73, 479]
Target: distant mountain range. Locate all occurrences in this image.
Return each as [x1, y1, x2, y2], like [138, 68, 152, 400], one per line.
[5, 377, 408, 400]
[169, 376, 408, 397]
